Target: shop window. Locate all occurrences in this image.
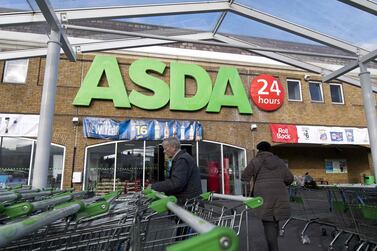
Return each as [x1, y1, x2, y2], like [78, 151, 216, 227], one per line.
[0, 137, 64, 189]
[0, 137, 32, 188]
[223, 145, 245, 195]
[48, 144, 64, 189]
[309, 81, 324, 102]
[330, 83, 344, 104]
[116, 141, 145, 193]
[3, 59, 29, 84]
[287, 79, 302, 101]
[84, 140, 246, 195]
[85, 143, 115, 194]
[198, 141, 222, 194]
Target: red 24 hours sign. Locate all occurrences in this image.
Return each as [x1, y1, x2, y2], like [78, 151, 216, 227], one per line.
[250, 74, 285, 111]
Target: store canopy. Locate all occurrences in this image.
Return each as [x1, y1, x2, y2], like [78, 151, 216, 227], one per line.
[1, 0, 377, 188]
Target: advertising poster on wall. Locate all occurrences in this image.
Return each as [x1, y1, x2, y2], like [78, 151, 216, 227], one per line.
[324, 159, 348, 174]
[270, 123, 369, 145]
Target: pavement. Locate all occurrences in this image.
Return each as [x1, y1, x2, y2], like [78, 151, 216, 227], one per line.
[238, 211, 362, 251]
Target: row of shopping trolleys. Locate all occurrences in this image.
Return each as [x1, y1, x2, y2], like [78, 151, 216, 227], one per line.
[0, 185, 263, 250]
[283, 184, 377, 251]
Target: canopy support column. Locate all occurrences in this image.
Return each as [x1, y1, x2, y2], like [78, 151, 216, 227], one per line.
[32, 29, 61, 189]
[359, 62, 377, 177]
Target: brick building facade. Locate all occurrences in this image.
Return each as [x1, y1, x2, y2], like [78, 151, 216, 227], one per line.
[0, 48, 374, 193]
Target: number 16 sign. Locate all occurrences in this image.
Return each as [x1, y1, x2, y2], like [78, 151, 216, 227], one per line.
[250, 74, 285, 111]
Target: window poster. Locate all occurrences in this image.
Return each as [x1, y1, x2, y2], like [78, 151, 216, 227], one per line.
[324, 159, 347, 174]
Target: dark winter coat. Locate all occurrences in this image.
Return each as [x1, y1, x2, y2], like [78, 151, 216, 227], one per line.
[242, 151, 294, 221]
[151, 150, 202, 204]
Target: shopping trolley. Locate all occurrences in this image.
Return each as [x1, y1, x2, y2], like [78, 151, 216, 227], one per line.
[136, 189, 240, 251]
[282, 184, 377, 250]
[342, 187, 377, 250]
[0, 191, 124, 250]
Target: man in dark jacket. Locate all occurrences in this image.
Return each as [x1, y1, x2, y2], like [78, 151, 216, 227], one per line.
[242, 141, 294, 251]
[151, 137, 202, 205]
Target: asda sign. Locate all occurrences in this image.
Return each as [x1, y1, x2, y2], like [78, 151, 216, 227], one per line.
[73, 55, 284, 114]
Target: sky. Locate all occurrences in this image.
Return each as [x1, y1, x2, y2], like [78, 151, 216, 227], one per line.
[2, 0, 377, 50]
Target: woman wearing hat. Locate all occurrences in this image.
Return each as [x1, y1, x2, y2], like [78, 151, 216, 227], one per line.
[242, 141, 294, 251]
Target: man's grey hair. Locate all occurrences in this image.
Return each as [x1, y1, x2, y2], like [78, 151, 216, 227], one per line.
[163, 137, 181, 150]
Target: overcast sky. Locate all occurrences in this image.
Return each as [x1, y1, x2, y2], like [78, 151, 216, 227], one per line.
[3, 0, 377, 50]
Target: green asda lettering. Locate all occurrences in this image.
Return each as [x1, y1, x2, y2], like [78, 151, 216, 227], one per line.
[73, 55, 252, 114]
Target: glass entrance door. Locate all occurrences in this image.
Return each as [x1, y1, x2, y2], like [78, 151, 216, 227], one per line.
[116, 141, 144, 193]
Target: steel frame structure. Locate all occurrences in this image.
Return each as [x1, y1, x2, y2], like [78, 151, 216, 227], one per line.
[0, 0, 376, 188]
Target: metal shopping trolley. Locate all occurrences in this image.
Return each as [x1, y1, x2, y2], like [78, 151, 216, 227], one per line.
[281, 186, 341, 245]
[282, 184, 377, 250]
[136, 189, 241, 251]
[342, 187, 377, 250]
[0, 191, 131, 250]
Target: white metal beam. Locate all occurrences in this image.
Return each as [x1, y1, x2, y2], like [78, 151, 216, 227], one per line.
[212, 0, 234, 35]
[324, 48, 377, 82]
[35, 0, 76, 61]
[214, 34, 371, 90]
[337, 0, 377, 16]
[0, 1, 229, 26]
[76, 33, 213, 53]
[230, 3, 371, 56]
[0, 32, 213, 60]
[0, 29, 359, 61]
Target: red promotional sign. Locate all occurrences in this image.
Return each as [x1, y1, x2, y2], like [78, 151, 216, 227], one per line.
[250, 74, 285, 111]
[270, 124, 298, 143]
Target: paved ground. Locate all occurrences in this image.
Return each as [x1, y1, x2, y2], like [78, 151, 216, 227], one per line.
[238, 211, 363, 251]
[240, 212, 327, 251]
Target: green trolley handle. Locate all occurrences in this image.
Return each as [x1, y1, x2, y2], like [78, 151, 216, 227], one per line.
[145, 190, 239, 251]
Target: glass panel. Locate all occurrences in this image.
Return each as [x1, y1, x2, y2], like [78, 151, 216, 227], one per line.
[198, 141, 222, 193]
[223, 145, 246, 195]
[86, 143, 115, 194]
[1, 0, 215, 12]
[309, 82, 323, 102]
[235, 0, 377, 50]
[49, 0, 214, 10]
[287, 80, 301, 101]
[116, 141, 144, 193]
[0, 0, 35, 12]
[0, 137, 32, 188]
[145, 141, 164, 187]
[3, 59, 29, 84]
[330, 84, 344, 104]
[48, 145, 64, 189]
[219, 12, 323, 45]
[122, 13, 220, 32]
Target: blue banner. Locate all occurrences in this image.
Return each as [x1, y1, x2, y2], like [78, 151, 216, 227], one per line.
[83, 117, 119, 140]
[83, 117, 203, 141]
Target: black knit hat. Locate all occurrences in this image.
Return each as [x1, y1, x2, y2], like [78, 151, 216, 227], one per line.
[256, 141, 271, 151]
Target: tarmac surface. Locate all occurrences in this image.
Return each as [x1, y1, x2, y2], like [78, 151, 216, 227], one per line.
[239, 212, 346, 251]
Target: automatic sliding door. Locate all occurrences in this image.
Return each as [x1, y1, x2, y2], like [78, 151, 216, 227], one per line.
[116, 141, 144, 193]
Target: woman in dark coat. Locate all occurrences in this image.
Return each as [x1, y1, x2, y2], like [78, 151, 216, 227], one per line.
[242, 141, 294, 251]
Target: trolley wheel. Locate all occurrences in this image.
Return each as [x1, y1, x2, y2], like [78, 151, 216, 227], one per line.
[301, 235, 311, 245]
[330, 230, 337, 238]
[321, 228, 327, 236]
[279, 229, 285, 237]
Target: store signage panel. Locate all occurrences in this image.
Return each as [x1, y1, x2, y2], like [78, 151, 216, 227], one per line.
[270, 124, 298, 143]
[83, 117, 202, 141]
[0, 114, 39, 137]
[250, 74, 285, 111]
[270, 123, 369, 145]
[73, 56, 252, 114]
